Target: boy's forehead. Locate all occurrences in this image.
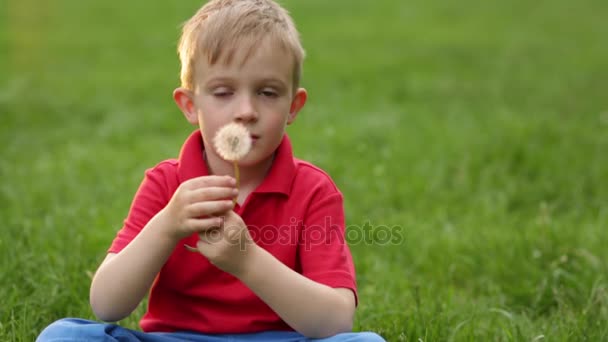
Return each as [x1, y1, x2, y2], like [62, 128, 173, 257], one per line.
[195, 37, 295, 83]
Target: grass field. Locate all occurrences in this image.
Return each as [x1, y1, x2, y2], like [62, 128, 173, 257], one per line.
[1, 0, 608, 340]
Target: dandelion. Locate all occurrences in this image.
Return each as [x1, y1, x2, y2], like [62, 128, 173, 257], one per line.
[213, 123, 252, 201]
[213, 122, 252, 162]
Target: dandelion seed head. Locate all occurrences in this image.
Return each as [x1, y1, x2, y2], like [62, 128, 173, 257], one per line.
[213, 123, 252, 161]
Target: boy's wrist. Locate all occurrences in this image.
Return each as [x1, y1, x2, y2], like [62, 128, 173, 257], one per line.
[153, 208, 183, 244]
[234, 243, 265, 282]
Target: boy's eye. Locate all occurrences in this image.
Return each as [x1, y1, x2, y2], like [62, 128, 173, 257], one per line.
[259, 89, 278, 97]
[212, 88, 233, 97]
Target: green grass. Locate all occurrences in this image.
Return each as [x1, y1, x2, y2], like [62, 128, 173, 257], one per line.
[2, 0, 608, 340]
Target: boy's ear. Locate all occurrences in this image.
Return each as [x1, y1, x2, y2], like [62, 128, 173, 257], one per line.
[173, 88, 198, 125]
[287, 88, 307, 125]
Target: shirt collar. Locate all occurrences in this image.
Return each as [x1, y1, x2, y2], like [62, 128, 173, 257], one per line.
[177, 130, 296, 196]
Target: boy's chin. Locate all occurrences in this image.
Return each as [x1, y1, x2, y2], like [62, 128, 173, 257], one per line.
[237, 152, 274, 168]
[235, 157, 259, 167]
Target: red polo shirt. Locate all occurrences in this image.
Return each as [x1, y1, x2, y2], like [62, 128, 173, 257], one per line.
[109, 130, 357, 334]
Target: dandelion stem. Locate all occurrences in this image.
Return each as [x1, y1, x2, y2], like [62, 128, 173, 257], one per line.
[233, 160, 239, 205]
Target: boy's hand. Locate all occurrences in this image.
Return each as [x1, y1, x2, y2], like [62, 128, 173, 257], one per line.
[160, 175, 237, 241]
[195, 210, 256, 276]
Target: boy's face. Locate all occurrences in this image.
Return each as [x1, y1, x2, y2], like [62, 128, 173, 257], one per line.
[179, 37, 306, 167]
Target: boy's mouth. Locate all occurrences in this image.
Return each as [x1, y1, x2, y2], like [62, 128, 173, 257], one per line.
[250, 134, 260, 142]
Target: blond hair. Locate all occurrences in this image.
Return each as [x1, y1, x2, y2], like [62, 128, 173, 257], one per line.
[177, 0, 305, 91]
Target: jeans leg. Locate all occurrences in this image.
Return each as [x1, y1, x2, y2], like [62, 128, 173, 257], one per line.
[224, 331, 306, 341]
[36, 318, 198, 342]
[311, 332, 386, 342]
[225, 331, 386, 342]
[37, 318, 117, 342]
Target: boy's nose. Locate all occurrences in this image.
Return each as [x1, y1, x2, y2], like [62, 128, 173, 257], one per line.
[234, 95, 258, 123]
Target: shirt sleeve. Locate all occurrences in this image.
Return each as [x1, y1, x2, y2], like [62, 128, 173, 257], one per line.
[298, 190, 358, 305]
[108, 162, 177, 254]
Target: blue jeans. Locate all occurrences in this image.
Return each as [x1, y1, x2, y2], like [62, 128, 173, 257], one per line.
[37, 318, 385, 342]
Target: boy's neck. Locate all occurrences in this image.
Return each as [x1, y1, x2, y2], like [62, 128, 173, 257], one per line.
[203, 150, 274, 205]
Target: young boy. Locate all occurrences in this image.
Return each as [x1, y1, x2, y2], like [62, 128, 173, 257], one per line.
[37, 1, 384, 341]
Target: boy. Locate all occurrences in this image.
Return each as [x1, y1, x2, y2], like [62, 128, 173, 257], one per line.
[37, 0, 384, 341]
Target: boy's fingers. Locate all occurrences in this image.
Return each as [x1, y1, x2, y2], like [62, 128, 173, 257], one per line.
[188, 187, 238, 203]
[186, 217, 223, 233]
[185, 175, 236, 189]
[187, 200, 234, 217]
[198, 227, 223, 242]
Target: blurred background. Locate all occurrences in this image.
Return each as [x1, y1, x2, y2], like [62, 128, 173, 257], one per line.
[1, 0, 607, 340]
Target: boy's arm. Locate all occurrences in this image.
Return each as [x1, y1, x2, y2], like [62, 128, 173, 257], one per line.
[197, 206, 356, 339]
[237, 246, 356, 338]
[90, 175, 236, 322]
[90, 210, 178, 321]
